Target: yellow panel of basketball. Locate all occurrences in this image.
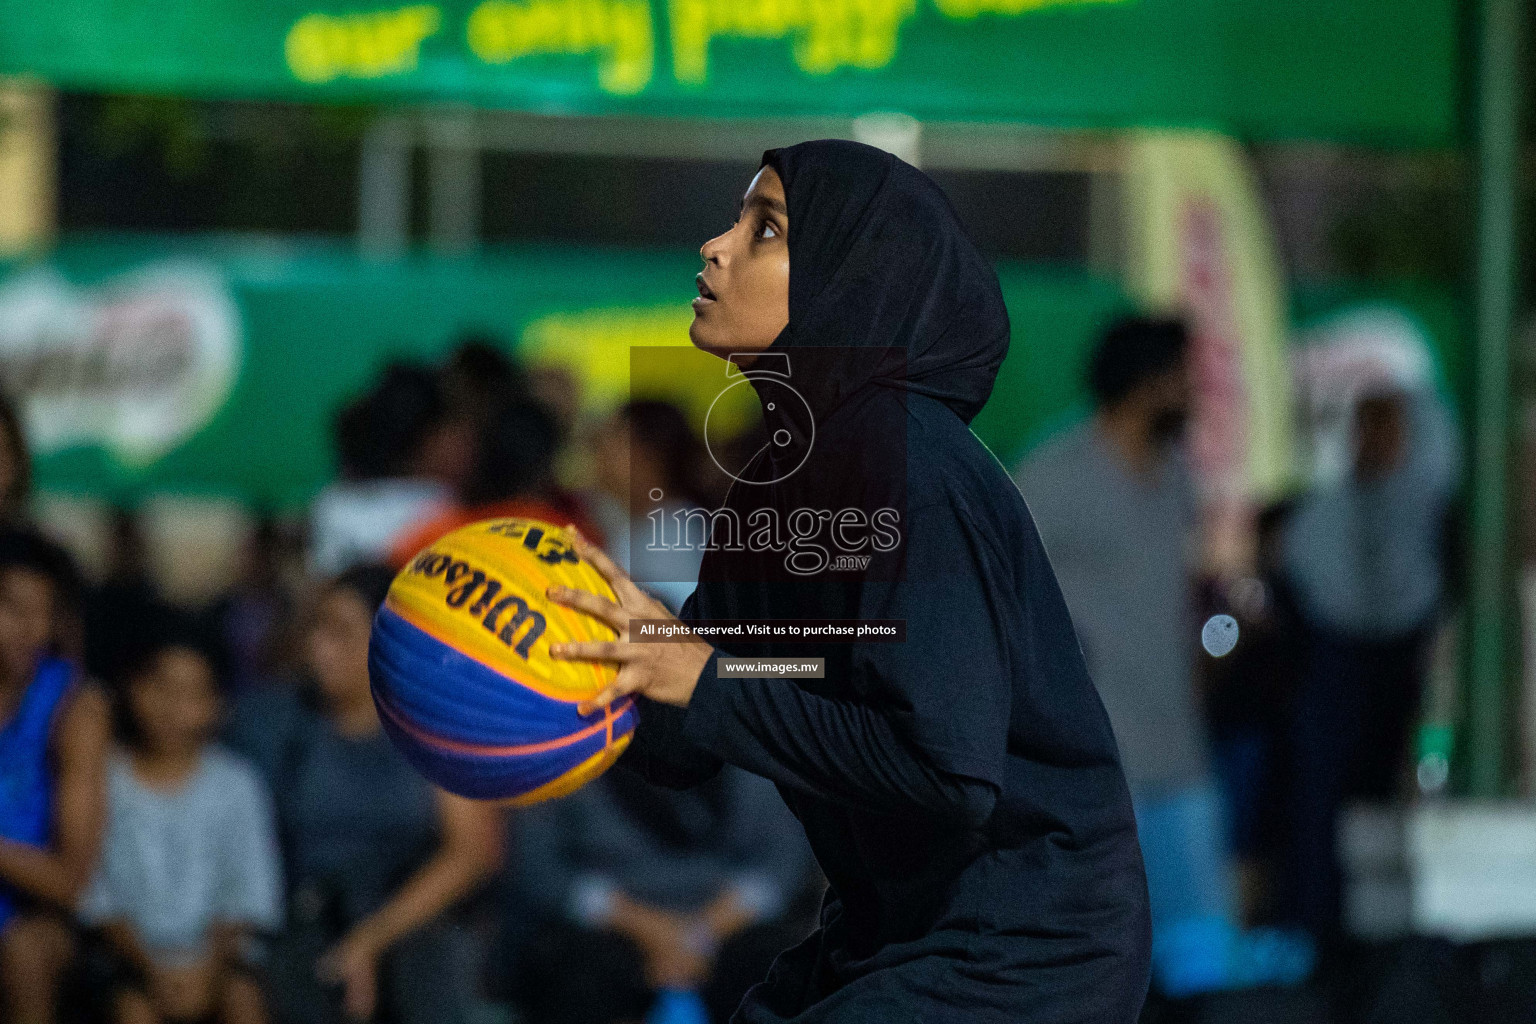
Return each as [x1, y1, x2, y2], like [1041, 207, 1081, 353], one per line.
[497, 732, 633, 808]
[384, 518, 621, 704]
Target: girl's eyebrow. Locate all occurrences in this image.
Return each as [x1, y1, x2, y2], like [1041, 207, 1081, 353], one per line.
[739, 194, 788, 217]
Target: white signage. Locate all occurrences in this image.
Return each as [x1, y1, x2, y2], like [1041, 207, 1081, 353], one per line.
[0, 261, 241, 465]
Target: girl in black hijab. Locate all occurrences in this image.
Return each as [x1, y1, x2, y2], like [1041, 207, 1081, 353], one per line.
[549, 140, 1151, 1023]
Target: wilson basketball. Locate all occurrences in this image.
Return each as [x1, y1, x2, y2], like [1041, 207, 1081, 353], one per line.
[368, 518, 636, 806]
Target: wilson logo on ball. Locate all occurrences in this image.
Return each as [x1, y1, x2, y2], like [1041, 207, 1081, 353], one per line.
[409, 549, 548, 659]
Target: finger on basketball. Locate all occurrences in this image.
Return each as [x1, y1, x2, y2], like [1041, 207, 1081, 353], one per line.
[550, 640, 629, 662]
[566, 526, 634, 590]
[546, 584, 626, 632]
[577, 677, 635, 716]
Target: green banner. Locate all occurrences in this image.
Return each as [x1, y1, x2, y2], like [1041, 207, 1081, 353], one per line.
[0, 234, 1131, 508]
[0, 0, 1458, 143]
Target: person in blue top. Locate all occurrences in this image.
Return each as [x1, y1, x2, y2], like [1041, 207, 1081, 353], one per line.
[0, 528, 111, 1024]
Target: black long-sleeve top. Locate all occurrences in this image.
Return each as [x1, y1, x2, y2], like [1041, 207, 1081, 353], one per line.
[622, 140, 1149, 1024]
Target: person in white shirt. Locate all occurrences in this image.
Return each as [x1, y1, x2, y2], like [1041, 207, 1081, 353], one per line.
[80, 623, 282, 1024]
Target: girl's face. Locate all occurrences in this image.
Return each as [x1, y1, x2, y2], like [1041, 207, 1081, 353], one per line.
[690, 165, 790, 359]
[128, 647, 221, 757]
[307, 587, 375, 709]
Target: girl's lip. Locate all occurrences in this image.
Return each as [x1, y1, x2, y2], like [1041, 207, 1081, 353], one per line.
[692, 295, 715, 310]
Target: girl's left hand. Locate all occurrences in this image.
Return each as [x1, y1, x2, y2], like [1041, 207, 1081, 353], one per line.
[547, 527, 715, 715]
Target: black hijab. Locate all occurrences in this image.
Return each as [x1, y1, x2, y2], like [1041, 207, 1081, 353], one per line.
[745, 141, 1009, 474]
[765, 141, 1007, 416]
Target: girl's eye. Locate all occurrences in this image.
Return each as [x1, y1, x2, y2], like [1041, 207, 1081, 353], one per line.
[758, 221, 778, 239]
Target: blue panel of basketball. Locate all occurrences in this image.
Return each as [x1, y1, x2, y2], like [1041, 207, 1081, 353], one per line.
[373, 688, 624, 801]
[369, 605, 577, 747]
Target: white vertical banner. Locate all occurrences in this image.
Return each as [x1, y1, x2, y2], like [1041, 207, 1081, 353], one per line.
[1123, 129, 1297, 577]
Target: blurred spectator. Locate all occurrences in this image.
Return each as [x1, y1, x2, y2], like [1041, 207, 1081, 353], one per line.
[506, 765, 816, 1024]
[209, 515, 300, 692]
[308, 363, 454, 578]
[526, 364, 583, 445]
[225, 565, 503, 1024]
[1014, 316, 1311, 997]
[438, 336, 531, 432]
[1279, 382, 1459, 941]
[0, 393, 32, 526]
[1200, 500, 1305, 921]
[588, 401, 710, 615]
[0, 529, 110, 1024]
[417, 338, 533, 503]
[84, 506, 165, 685]
[80, 617, 281, 1024]
[387, 395, 605, 566]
